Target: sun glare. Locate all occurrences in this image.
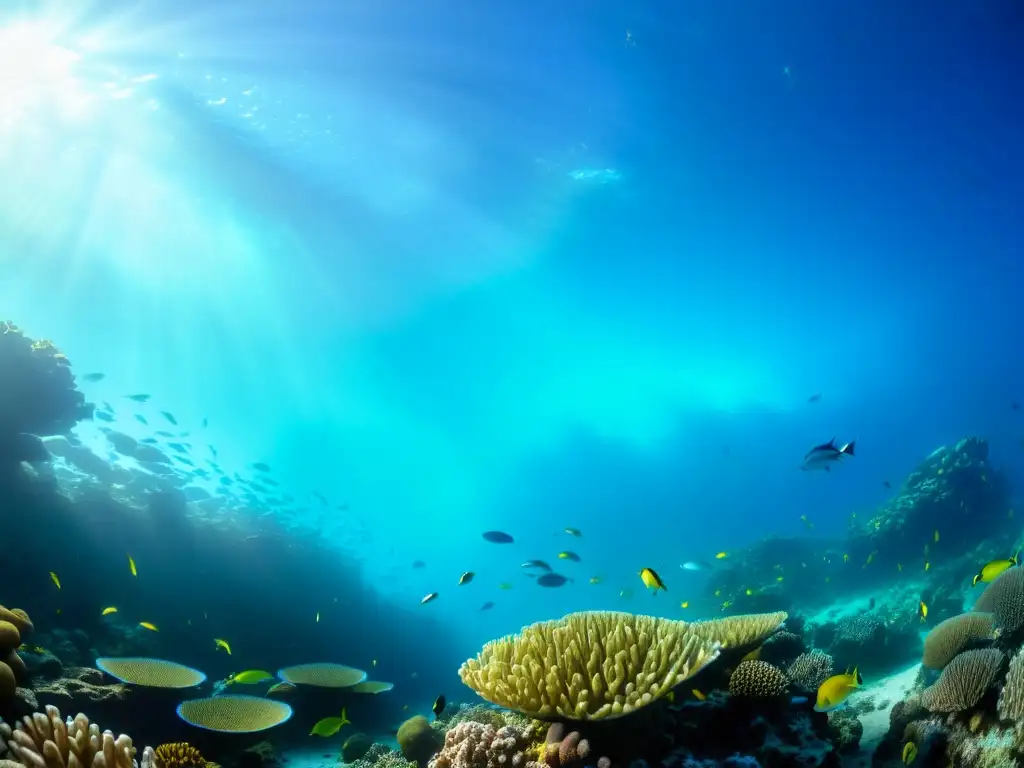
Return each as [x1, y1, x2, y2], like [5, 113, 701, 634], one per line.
[0, 21, 90, 127]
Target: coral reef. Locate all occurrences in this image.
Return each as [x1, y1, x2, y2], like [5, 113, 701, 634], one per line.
[0, 322, 92, 451]
[785, 651, 835, 694]
[811, 614, 919, 675]
[826, 709, 863, 753]
[0, 704, 146, 768]
[427, 722, 539, 768]
[33, 668, 130, 708]
[458, 612, 722, 720]
[727, 661, 789, 700]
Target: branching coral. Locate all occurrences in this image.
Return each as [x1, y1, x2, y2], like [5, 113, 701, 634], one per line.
[0, 704, 147, 768]
[785, 651, 834, 694]
[427, 722, 541, 768]
[727, 661, 789, 699]
[458, 612, 721, 720]
[920, 649, 1004, 713]
[922, 613, 995, 670]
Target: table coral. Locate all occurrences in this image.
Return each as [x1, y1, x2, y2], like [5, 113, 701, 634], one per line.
[458, 611, 721, 720]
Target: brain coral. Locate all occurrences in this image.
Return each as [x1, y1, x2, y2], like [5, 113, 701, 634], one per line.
[920, 648, 1004, 713]
[997, 647, 1024, 721]
[0, 606, 32, 701]
[975, 568, 1024, 633]
[398, 716, 444, 767]
[728, 660, 789, 699]
[785, 651, 834, 694]
[458, 611, 721, 720]
[922, 613, 995, 670]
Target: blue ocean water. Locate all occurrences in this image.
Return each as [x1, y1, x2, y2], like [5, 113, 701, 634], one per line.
[1, 0, 1023, 750]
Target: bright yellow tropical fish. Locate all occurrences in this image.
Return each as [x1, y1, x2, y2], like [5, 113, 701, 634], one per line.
[902, 741, 917, 764]
[924, 561, 930, 572]
[101, 606, 118, 616]
[973, 552, 1019, 586]
[228, 670, 274, 684]
[715, 552, 728, 560]
[638, 567, 666, 594]
[139, 622, 159, 632]
[842, 553, 849, 562]
[310, 708, 351, 737]
[680, 601, 689, 608]
[691, 689, 707, 701]
[214, 638, 232, 655]
[128, 555, 137, 577]
[49, 572, 61, 590]
[814, 668, 862, 712]
[919, 601, 928, 622]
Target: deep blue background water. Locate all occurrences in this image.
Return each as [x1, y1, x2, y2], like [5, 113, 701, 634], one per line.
[1, 0, 1023, 699]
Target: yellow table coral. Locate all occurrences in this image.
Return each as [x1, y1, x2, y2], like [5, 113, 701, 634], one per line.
[458, 611, 721, 721]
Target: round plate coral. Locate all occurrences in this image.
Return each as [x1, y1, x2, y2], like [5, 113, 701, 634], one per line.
[96, 658, 207, 688]
[177, 695, 293, 732]
[276, 663, 367, 687]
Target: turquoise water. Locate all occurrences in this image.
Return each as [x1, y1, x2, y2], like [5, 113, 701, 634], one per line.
[1, 1, 1023, 760]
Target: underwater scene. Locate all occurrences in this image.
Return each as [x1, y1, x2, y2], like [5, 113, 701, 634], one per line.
[2, 0, 1024, 767]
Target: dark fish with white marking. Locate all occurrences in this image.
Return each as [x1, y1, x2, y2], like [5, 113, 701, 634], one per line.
[801, 438, 855, 471]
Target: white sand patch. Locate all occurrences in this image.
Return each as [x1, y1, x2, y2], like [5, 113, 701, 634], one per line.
[840, 663, 920, 767]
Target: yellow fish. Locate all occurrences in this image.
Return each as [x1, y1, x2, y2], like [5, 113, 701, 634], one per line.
[310, 709, 351, 737]
[721, 600, 732, 610]
[901, 741, 917, 764]
[933, 530, 939, 543]
[745, 588, 755, 596]
[973, 552, 1019, 586]
[691, 689, 707, 701]
[680, 601, 689, 609]
[776, 576, 784, 582]
[924, 561, 930, 572]
[558, 551, 581, 562]
[714, 589, 721, 597]
[715, 552, 728, 560]
[49, 572, 61, 590]
[228, 670, 274, 684]
[266, 681, 297, 696]
[639, 567, 666, 594]
[101, 606, 118, 616]
[128, 555, 137, 577]
[842, 553, 849, 563]
[814, 668, 862, 712]
[919, 601, 928, 622]
[139, 622, 158, 632]
[214, 638, 232, 655]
